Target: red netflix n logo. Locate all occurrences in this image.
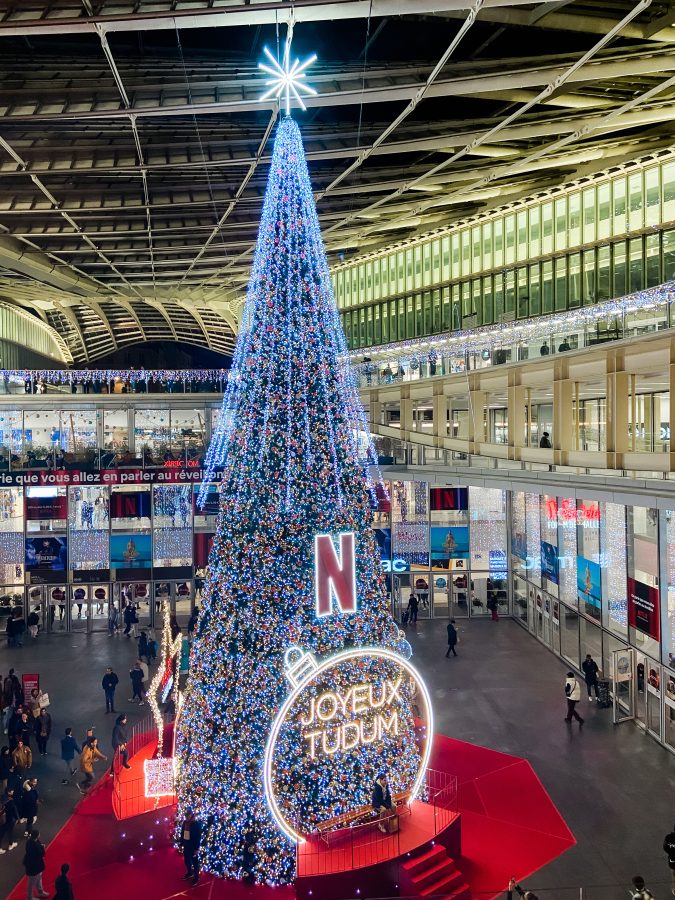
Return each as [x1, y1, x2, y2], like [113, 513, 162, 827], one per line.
[314, 532, 357, 617]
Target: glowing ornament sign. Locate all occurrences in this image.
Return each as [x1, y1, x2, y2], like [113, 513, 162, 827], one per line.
[263, 645, 432, 843]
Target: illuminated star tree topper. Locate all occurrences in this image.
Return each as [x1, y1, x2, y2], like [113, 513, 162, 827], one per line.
[258, 26, 317, 115]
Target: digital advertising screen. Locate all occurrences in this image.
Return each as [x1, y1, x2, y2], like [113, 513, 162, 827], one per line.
[577, 556, 601, 610]
[110, 532, 152, 569]
[25, 537, 67, 573]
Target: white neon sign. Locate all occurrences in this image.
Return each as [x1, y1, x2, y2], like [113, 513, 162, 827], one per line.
[263, 646, 434, 844]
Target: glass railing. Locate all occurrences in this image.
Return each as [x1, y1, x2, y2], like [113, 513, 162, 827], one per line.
[0, 369, 227, 395]
[350, 282, 675, 389]
[0, 445, 207, 473]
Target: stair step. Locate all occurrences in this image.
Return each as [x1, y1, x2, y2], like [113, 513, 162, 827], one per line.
[410, 857, 458, 889]
[444, 882, 471, 899]
[400, 843, 446, 874]
[419, 869, 464, 896]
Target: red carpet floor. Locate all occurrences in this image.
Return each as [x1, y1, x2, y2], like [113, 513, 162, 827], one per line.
[8, 735, 574, 900]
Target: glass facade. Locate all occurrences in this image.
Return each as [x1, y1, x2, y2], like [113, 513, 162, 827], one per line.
[337, 156, 675, 349]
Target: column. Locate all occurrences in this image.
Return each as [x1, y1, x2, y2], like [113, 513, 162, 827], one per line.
[605, 348, 629, 469]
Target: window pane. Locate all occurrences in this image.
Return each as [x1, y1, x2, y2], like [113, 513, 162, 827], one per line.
[613, 241, 627, 296]
[646, 232, 661, 287]
[529, 263, 541, 316]
[542, 260, 553, 313]
[664, 229, 675, 280]
[505, 214, 515, 265]
[542, 202, 553, 254]
[629, 236, 644, 292]
[645, 167, 660, 227]
[441, 237, 450, 281]
[663, 161, 675, 222]
[598, 245, 610, 300]
[555, 196, 568, 251]
[505, 271, 515, 315]
[613, 176, 627, 235]
[516, 210, 528, 262]
[482, 222, 493, 270]
[517, 267, 528, 318]
[597, 182, 611, 240]
[583, 249, 596, 306]
[583, 187, 596, 244]
[555, 257, 568, 310]
[493, 219, 504, 268]
[568, 252, 581, 307]
[529, 206, 541, 258]
[628, 171, 644, 231]
[568, 192, 581, 247]
[471, 226, 481, 274]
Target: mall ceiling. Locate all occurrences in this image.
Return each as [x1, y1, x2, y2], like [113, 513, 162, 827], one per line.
[0, 0, 675, 363]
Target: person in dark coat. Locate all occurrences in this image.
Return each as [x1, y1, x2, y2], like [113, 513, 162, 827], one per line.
[664, 822, 675, 895]
[20, 777, 39, 834]
[407, 593, 419, 625]
[581, 654, 600, 701]
[539, 431, 552, 449]
[371, 773, 396, 833]
[0, 787, 19, 852]
[445, 620, 458, 657]
[23, 829, 46, 899]
[54, 862, 74, 900]
[508, 877, 539, 899]
[101, 668, 119, 714]
[110, 714, 130, 773]
[137, 632, 149, 663]
[0, 746, 11, 792]
[35, 709, 51, 756]
[180, 809, 202, 885]
[128, 663, 145, 705]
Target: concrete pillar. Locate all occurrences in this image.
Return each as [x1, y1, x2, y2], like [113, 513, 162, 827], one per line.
[432, 388, 448, 448]
[400, 396, 413, 440]
[553, 368, 573, 465]
[507, 378, 526, 461]
[469, 389, 486, 446]
[605, 349, 629, 467]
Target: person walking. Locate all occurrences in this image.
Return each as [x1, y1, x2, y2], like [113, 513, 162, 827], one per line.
[445, 620, 458, 658]
[53, 863, 74, 900]
[107, 602, 119, 637]
[581, 653, 600, 701]
[663, 822, 675, 896]
[0, 787, 19, 853]
[23, 828, 48, 899]
[20, 778, 39, 835]
[110, 714, 131, 774]
[59, 729, 81, 786]
[179, 808, 202, 886]
[77, 738, 106, 794]
[128, 662, 146, 705]
[564, 672, 584, 725]
[34, 709, 51, 756]
[101, 668, 119, 714]
[0, 745, 11, 793]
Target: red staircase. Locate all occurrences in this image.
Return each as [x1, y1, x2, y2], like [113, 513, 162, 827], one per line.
[400, 843, 471, 899]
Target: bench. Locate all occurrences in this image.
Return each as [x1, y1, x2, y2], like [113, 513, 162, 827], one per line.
[316, 791, 412, 847]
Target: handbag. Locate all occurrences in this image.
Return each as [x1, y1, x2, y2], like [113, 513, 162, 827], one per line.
[38, 692, 50, 709]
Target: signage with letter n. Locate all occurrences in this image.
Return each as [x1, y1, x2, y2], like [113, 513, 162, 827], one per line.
[314, 531, 357, 617]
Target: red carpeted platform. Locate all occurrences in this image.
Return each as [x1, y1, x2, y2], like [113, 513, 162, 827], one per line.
[8, 735, 574, 900]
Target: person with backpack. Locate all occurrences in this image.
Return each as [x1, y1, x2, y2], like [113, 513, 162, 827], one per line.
[664, 822, 675, 895]
[22, 828, 47, 899]
[564, 672, 584, 725]
[629, 875, 654, 899]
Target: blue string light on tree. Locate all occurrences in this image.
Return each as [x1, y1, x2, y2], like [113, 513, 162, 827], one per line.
[175, 35, 424, 887]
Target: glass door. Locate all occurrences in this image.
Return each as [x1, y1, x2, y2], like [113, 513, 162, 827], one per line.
[635, 651, 648, 727]
[646, 661, 662, 738]
[612, 646, 634, 722]
[90, 584, 110, 632]
[174, 580, 194, 627]
[70, 585, 88, 632]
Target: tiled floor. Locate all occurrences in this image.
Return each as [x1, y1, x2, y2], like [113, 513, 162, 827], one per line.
[0, 617, 673, 899]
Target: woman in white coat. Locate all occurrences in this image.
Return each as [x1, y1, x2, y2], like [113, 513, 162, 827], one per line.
[564, 672, 584, 724]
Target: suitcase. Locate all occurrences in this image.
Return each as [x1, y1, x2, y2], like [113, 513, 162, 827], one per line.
[596, 678, 611, 708]
[401, 610, 410, 626]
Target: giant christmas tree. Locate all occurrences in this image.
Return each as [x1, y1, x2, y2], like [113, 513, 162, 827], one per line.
[176, 115, 420, 884]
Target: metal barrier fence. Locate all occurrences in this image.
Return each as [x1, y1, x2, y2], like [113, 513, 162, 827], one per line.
[111, 712, 175, 820]
[346, 884, 673, 899]
[296, 768, 457, 878]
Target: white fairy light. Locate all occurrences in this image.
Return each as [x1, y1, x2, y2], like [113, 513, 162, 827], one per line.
[258, 39, 317, 116]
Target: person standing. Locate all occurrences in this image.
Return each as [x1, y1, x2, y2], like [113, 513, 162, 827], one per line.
[180, 808, 202, 886]
[564, 672, 584, 725]
[629, 875, 654, 899]
[26, 609, 40, 640]
[445, 620, 458, 658]
[110, 714, 131, 774]
[11, 740, 31, 774]
[407, 593, 419, 625]
[101, 668, 119, 714]
[60, 729, 81, 786]
[581, 653, 600, 701]
[77, 738, 106, 794]
[34, 709, 51, 756]
[128, 662, 146, 705]
[663, 822, 675, 896]
[53, 863, 74, 900]
[0, 745, 11, 793]
[487, 594, 499, 621]
[0, 787, 19, 853]
[20, 778, 39, 835]
[187, 607, 199, 642]
[22, 828, 47, 900]
[539, 431, 552, 449]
